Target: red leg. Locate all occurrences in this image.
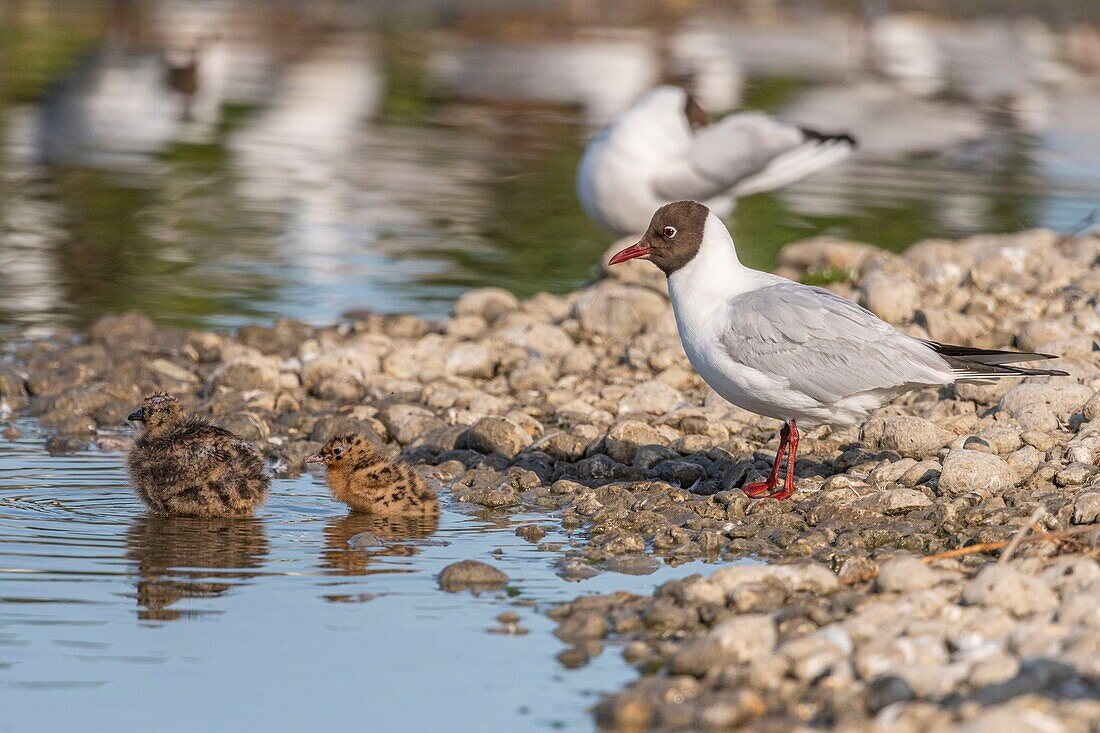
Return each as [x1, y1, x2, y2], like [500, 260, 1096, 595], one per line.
[742, 423, 790, 498]
[769, 420, 800, 501]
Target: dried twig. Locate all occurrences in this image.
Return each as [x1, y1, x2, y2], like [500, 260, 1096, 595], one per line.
[921, 525, 1100, 564]
[999, 506, 1047, 565]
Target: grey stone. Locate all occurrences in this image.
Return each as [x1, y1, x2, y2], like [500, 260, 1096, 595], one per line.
[668, 614, 777, 675]
[962, 565, 1059, 618]
[605, 420, 665, 464]
[493, 321, 574, 359]
[865, 676, 915, 714]
[207, 354, 282, 394]
[515, 525, 547, 543]
[555, 610, 609, 642]
[507, 358, 558, 391]
[875, 556, 938, 592]
[710, 563, 839, 596]
[443, 342, 495, 378]
[1072, 492, 1100, 525]
[437, 560, 508, 592]
[860, 272, 920, 323]
[652, 459, 705, 488]
[633, 444, 680, 470]
[999, 381, 1092, 425]
[898, 459, 942, 487]
[464, 417, 533, 457]
[618, 381, 684, 416]
[556, 557, 600, 581]
[574, 284, 666, 338]
[860, 416, 951, 459]
[938, 449, 1016, 496]
[377, 403, 445, 445]
[300, 345, 382, 398]
[454, 287, 519, 323]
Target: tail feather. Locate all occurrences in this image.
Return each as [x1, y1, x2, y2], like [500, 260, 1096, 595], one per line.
[732, 128, 856, 198]
[923, 340, 1069, 379]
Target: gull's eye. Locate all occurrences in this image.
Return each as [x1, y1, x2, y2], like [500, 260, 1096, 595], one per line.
[333, 446, 345, 457]
[663, 226, 677, 238]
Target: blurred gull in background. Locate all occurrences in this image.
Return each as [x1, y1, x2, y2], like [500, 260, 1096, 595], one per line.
[229, 35, 383, 280]
[577, 86, 855, 235]
[38, 41, 186, 167]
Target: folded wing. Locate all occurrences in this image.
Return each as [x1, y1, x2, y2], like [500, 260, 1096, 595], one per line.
[720, 282, 954, 404]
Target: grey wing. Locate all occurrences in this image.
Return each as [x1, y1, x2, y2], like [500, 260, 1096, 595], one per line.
[653, 113, 854, 201]
[652, 113, 805, 201]
[721, 283, 954, 404]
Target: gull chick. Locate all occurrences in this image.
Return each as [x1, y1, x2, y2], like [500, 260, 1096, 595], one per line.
[609, 201, 1067, 500]
[577, 86, 855, 235]
[127, 393, 270, 517]
[307, 433, 437, 516]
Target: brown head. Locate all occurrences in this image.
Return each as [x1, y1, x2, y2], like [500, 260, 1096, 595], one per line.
[608, 200, 709, 276]
[306, 433, 374, 468]
[683, 95, 710, 131]
[128, 393, 184, 432]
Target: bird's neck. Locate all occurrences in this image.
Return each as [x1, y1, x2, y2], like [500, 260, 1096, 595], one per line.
[325, 464, 352, 501]
[667, 227, 756, 319]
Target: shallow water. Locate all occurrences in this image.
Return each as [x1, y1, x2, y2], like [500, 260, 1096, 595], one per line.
[0, 420, 728, 730]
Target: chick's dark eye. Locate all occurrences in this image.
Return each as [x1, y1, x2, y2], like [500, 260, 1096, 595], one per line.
[333, 447, 344, 456]
[663, 226, 677, 238]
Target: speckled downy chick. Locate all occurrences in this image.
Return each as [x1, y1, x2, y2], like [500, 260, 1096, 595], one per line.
[127, 393, 269, 518]
[307, 433, 437, 515]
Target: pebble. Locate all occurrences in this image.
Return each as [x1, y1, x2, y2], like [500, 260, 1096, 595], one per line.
[437, 560, 509, 592]
[454, 287, 519, 323]
[962, 565, 1059, 618]
[618, 381, 684, 416]
[464, 417, 533, 457]
[861, 416, 951, 459]
[875, 556, 938, 592]
[515, 524, 547, 543]
[1072, 492, 1100, 525]
[938, 450, 1016, 496]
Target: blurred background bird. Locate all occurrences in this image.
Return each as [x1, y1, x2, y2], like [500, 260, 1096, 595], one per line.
[577, 85, 856, 235]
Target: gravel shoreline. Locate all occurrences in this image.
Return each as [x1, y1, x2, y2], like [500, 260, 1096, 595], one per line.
[2, 227, 1099, 730]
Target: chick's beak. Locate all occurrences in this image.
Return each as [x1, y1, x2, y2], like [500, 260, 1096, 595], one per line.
[127, 409, 144, 422]
[305, 453, 323, 464]
[608, 241, 651, 265]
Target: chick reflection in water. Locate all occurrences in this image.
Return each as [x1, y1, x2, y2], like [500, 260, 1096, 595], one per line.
[125, 516, 269, 621]
[309, 434, 440, 581]
[322, 513, 440, 578]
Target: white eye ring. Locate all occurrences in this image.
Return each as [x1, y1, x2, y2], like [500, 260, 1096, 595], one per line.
[663, 226, 677, 238]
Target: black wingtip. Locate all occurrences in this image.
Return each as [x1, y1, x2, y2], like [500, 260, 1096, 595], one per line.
[923, 339, 1071, 379]
[800, 127, 858, 148]
[921, 340, 1062, 365]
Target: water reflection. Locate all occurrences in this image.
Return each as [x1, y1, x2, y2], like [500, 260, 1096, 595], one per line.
[321, 512, 440, 577]
[125, 515, 269, 621]
[2, 1, 1100, 335]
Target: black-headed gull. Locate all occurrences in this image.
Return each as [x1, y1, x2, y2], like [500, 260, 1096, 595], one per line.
[609, 200, 1067, 500]
[577, 86, 856, 235]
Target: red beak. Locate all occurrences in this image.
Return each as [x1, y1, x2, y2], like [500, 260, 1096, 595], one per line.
[608, 242, 651, 265]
